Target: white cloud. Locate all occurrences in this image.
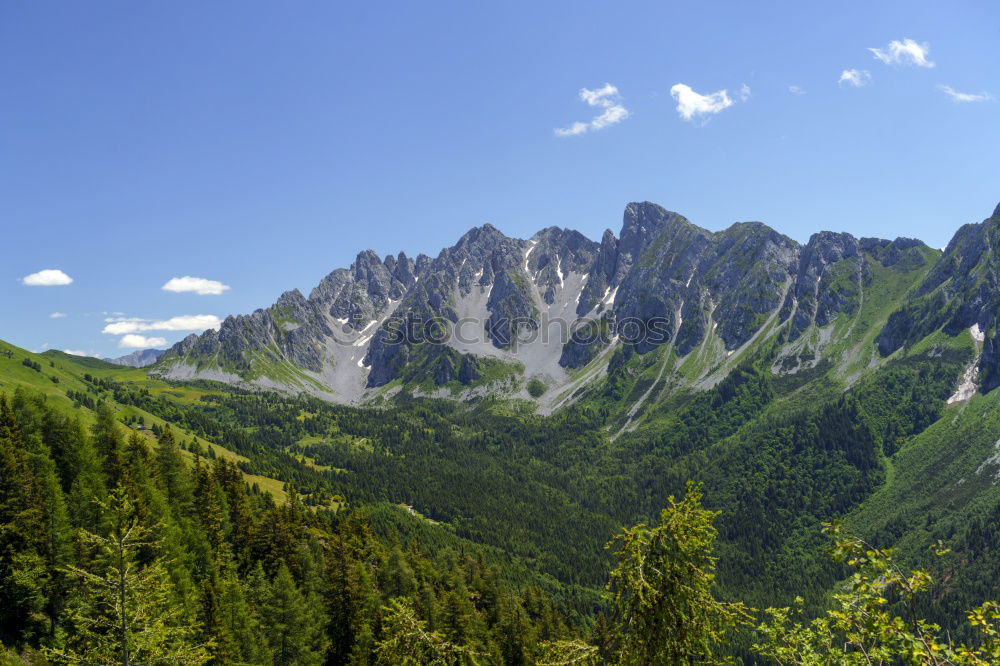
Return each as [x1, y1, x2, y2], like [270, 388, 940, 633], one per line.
[555, 83, 630, 137]
[738, 84, 752, 101]
[669, 84, 734, 122]
[869, 39, 934, 68]
[21, 269, 73, 286]
[789, 85, 806, 95]
[554, 121, 588, 137]
[162, 276, 230, 295]
[102, 314, 222, 335]
[937, 85, 992, 103]
[119, 335, 168, 349]
[49, 312, 67, 319]
[839, 69, 872, 87]
[63, 349, 89, 356]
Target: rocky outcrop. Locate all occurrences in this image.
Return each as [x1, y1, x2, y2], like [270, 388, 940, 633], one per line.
[162, 198, 997, 404]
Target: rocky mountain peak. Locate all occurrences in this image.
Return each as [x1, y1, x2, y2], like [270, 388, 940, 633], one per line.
[275, 288, 307, 308]
[620, 202, 693, 248]
[455, 223, 508, 251]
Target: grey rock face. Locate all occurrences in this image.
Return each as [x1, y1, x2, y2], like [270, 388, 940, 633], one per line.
[162, 248, 425, 378]
[458, 355, 480, 384]
[779, 232, 864, 342]
[564, 203, 798, 363]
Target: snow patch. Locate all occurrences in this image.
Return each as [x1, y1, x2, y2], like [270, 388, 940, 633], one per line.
[602, 286, 618, 307]
[971, 323, 985, 343]
[523, 241, 538, 272]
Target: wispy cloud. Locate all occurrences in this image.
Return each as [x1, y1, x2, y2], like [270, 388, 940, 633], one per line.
[102, 314, 222, 335]
[788, 85, 806, 95]
[119, 335, 167, 349]
[738, 84, 752, 102]
[869, 39, 934, 68]
[49, 312, 67, 319]
[839, 69, 872, 88]
[937, 85, 992, 103]
[162, 276, 230, 295]
[669, 84, 735, 122]
[63, 349, 90, 356]
[21, 269, 73, 286]
[555, 83, 630, 137]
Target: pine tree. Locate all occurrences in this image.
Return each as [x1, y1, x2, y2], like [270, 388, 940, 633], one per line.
[606, 481, 751, 665]
[156, 426, 194, 516]
[91, 404, 126, 489]
[197, 567, 269, 665]
[25, 442, 72, 637]
[211, 460, 254, 568]
[263, 563, 328, 666]
[66, 422, 108, 534]
[48, 488, 210, 665]
[0, 394, 47, 645]
[374, 598, 474, 666]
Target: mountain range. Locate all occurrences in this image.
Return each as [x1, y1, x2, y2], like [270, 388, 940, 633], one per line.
[154, 200, 1000, 421]
[104, 348, 165, 368]
[5, 198, 1000, 660]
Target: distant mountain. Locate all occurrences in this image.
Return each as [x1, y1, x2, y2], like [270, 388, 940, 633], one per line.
[104, 348, 165, 368]
[156, 200, 1000, 415]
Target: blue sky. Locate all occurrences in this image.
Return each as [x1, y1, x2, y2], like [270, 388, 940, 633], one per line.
[2, 0, 998, 357]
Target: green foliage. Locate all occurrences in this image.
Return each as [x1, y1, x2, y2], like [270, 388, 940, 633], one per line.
[47, 488, 210, 665]
[374, 597, 476, 665]
[0, 389, 576, 664]
[526, 378, 547, 398]
[754, 522, 1000, 665]
[0, 394, 48, 645]
[605, 482, 751, 665]
[263, 563, 328, 665]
